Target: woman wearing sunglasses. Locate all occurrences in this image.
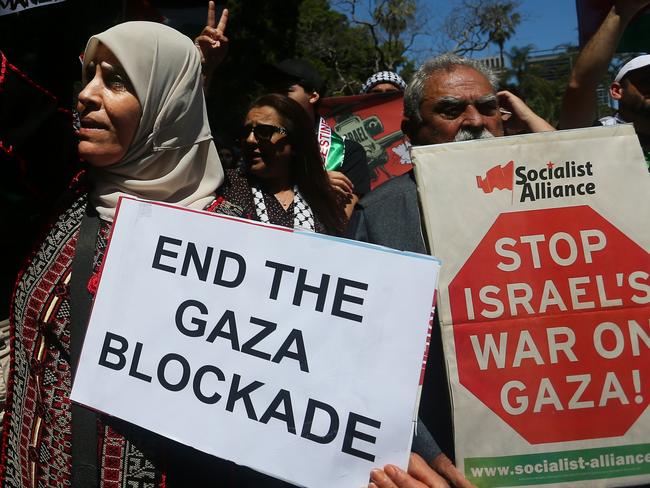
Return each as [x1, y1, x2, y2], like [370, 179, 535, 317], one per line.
[214, 93, 347, 236]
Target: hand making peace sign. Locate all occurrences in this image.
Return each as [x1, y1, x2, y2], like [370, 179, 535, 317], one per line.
[195, 1, 229, 81]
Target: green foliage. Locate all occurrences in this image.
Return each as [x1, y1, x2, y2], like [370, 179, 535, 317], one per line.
[371, 0, 416, 70]
[440, 0, 521, 61]
[208, 0, 304, 138]
[210, 0, 423, 134]
[329, 0, 424, 89]
[374, 0, 415, 36]
[206, 0, 589, 142]
[296, 0, 377, 95]
[398, 59, 417, 84]
[503, 45, 578, 128]
[478, 0, 521, 66]
[296, 0, 420, 94]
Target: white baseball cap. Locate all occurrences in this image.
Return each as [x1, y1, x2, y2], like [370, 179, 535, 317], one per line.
[614, 54, 650, 82]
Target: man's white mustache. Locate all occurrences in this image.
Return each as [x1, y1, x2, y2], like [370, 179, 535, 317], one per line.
[454, 128, 495, 142]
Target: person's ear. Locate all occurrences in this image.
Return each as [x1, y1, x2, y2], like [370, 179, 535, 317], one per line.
[401, 116, 417, 141]
[610, 81, 623, 101]
[308, 91, 320, 105]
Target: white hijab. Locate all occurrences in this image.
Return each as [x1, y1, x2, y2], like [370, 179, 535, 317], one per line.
[82, 21, 224, 221]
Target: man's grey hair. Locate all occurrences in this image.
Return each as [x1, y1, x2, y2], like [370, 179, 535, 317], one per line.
[404, 54, 499, 122]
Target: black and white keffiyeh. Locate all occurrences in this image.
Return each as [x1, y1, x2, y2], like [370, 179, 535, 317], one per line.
[360, 70, 407, 93]
[251, 184, 315, 231]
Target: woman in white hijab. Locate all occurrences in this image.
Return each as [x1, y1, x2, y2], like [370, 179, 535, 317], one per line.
[82, 21, 223, 220]
[1, 21, 224, 487]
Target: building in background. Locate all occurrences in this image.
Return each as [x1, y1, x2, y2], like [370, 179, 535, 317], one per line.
[526, 48, 575, 82]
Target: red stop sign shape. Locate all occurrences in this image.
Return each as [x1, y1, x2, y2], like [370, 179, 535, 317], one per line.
[449, 205, 650, 444]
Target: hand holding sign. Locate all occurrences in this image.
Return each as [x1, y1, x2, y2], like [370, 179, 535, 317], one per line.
[369, 453, 473, 488]
[72, 197, 440, 488]
[414, 125, 650, 487]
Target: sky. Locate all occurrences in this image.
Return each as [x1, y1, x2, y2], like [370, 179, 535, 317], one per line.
[169, 1, 580, 64]
[419, 0, 579, 61]
[501, 0, 579, 53]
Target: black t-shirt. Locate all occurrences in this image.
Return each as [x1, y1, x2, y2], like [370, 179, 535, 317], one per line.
[341, 138, 371, 197]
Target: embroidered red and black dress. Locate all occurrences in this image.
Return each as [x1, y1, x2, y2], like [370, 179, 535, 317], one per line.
[0, 179, 168, 488]
[0, 176, 299, 488]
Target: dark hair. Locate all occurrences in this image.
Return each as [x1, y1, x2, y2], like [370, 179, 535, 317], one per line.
[248, 94, 346, 235]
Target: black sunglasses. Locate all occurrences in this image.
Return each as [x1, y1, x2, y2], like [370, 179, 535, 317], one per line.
[240, 123, 288, 142]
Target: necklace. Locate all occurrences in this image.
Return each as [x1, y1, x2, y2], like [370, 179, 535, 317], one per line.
[275, 189, 294, 210]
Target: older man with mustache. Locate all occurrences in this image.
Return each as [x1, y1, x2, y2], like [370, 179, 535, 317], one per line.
[351, 54, 554, 488]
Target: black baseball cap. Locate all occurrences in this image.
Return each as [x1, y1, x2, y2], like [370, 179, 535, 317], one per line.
[265, 58, 326, 94]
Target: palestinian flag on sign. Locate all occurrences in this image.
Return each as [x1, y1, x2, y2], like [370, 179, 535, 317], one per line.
[320, 91, 412, 190]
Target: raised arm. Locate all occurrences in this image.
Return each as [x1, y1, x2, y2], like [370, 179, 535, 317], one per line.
[559, 0, 650, 129]
[498, 90, 555, 134]
[194, 1, 229, 90]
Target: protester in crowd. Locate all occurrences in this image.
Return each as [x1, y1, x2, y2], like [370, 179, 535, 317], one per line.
[217, 144, 237, 168]
[213, 93, 347, 235]
[213, 94, 453, 486]
[401, 55, 553, 147]
[194, 2, 369, 219]
[215, 135, 239, 170]
[265, 58, 371, 217]
[1, 17, 443, 486]
[0, 20, 227, 487]
[349, 53, 554, 488]
[559, 0, 650, 168]
[360, 70, 408, 94]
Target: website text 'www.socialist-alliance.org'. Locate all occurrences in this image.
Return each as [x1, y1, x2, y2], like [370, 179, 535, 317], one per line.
[465, 444, 650, 487]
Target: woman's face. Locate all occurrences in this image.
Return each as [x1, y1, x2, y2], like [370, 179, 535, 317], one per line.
[241, 105, 293, 180]
[76, 43, 142, 167]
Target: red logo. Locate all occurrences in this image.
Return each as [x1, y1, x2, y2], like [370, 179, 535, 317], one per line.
[476, 161, 514, 193]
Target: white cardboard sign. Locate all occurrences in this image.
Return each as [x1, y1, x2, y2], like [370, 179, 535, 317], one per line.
[71, 197, 440, 488]
[414, 125, 650, 488]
